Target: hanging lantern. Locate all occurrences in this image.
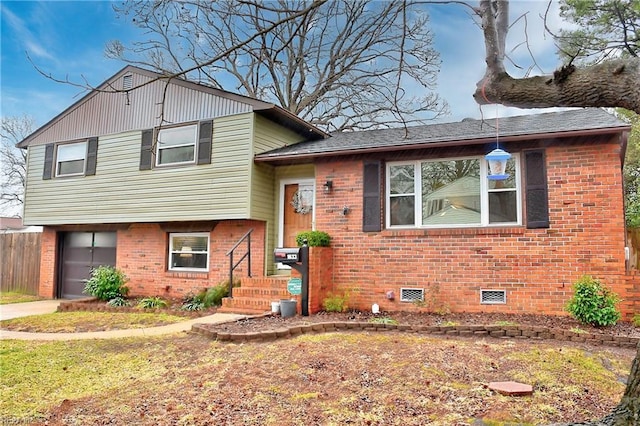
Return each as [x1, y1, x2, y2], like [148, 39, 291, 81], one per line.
[485, 147, 511, 180]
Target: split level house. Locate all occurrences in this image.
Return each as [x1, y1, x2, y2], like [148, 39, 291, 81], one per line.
[18, 65, 637, 317]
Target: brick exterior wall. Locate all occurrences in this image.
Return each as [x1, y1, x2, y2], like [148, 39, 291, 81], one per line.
[38, 228, 57, 298]
[313, 136, 632, 317]
[39, 220, 265, 299]
[118, 220, 266, 298]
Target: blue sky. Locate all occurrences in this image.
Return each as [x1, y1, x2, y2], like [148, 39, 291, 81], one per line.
[1, 0, 568, 129]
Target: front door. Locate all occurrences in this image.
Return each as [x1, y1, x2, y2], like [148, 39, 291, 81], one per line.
[282, 181, 314, 248]
[59, 232, 117, 299]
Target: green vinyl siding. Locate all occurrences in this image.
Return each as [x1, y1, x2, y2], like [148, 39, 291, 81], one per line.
[250, 115, 311, 275]
[23, 113, 255, 225]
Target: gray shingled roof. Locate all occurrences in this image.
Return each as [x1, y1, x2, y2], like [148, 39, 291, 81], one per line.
[255, 108, 629, 162]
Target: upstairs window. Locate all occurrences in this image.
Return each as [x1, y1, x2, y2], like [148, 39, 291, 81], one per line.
[156, 125, 197, 166]
[387, 155, 521, 228]
[56, 141, 87, 177]
[169, 233, 210, 271]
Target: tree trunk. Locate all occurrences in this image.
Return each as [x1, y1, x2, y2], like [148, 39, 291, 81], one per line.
[475, 58, 640, 115]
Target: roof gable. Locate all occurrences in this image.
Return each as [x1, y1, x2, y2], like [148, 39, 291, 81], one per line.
[18, 66, 326, 147]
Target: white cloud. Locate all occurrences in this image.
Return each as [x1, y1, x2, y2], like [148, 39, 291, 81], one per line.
[0, 3, 55, 61]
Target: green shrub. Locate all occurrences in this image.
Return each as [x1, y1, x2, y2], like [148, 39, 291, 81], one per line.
[106, 297, 130, 307]
[181, 282, 234, 310]
[181, 293, 205, 311]
[322, 292, 349, 312]
[138, 297, 168, 309]
[566, 275, 621, 327]
[295, 231, 330, 247]
[83, 266, 129, 301]
[201, 284, 228, 307]
[633, 314, 640, 327]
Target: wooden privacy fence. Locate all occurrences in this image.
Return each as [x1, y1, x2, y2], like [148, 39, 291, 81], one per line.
[0, 232, 41, 294]
[630, 228, 640, 271]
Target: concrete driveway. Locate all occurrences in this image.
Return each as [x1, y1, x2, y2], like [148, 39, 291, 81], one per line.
[0, 300, 62, 321]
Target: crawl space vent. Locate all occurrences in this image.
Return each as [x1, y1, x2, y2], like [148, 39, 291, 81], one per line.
[400, 288, 425, 302]
[481, 290, 506, 304]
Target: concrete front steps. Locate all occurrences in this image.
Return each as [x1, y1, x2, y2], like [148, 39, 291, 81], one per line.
[218, 276, 292, 315]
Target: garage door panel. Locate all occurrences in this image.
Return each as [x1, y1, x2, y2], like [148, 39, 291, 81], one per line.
[60, 232, 117, 299]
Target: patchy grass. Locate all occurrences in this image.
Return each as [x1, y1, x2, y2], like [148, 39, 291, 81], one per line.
[0, 292, 42, 305]
[0, 332, 633, 425]
[0, 311, 187, 333]
[494, 320, 518, 327]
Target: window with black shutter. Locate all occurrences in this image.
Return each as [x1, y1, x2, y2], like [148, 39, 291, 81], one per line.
[524, 149, 550, 229]
[85, 137, 98, 176]
[363, 161, 382, 232]
[42, 144, 54, 180]
[197, 120, 213, 165]
[139, 129, 154, 170]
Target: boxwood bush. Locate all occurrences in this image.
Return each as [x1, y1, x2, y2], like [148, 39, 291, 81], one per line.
[566, 275, 621, 327]
[295, 231, 330, 247]
[83, 266, 129, 301]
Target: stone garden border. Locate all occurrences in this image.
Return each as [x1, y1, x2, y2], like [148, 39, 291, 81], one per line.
[191, 321, 640, 348]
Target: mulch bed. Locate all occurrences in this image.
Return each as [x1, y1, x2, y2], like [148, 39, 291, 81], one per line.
[57, 298, 218, 319]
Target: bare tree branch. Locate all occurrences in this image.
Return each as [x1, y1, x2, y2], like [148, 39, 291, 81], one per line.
[474, 0, 640, 114]
[0, 115, 32, 217]
[106, 0, 447, 131]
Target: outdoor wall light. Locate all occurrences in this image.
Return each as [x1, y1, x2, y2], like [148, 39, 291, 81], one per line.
[342, 206, 350, 215]
[323, 180, 333, 193]
[485, 147, 511, 180]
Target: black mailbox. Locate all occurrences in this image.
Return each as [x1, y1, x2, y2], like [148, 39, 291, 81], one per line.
[274, 247, 301, 264]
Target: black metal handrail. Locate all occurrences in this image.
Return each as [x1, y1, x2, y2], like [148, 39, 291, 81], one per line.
[225, 228, 253, 298]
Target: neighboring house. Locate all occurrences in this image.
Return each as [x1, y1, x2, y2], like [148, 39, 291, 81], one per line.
[18, 66, 635, 317]
[0, 217, 42, 233]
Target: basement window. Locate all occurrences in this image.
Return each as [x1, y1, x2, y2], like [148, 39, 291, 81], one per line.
[169, 233, 209, 271]
[480, 290, 506, 304]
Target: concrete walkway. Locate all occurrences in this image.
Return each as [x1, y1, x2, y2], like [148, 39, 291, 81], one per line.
[0, 300, 246, 341]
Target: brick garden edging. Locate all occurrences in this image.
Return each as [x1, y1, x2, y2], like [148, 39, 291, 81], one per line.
[191, 321, 640, 348]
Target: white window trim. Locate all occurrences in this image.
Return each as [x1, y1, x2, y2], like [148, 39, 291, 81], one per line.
[168, 232, 210, 272]
[55, 141, 87, 177]
[385, 154, 521, 229]
[155, 124, 198, 167]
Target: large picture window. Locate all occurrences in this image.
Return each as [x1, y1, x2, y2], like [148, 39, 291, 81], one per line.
[156, 125, 197, 166]
[56, 141, 87, 177]
[169, 233, 209, 271]
[386, 155, 520, 228]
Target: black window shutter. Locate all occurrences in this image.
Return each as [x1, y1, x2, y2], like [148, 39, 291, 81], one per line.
[43, 143, 54, 180]
[197, 120, 213, 165]
[85, 137, 98, 176]
[524, 149, 550, 229]
[139, 129, 154, 170]
[363, 161, 382, 232]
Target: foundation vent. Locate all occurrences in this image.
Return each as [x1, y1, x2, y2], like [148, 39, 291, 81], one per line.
[400, 288, 425, 302]
[481, 290, 506, 304]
